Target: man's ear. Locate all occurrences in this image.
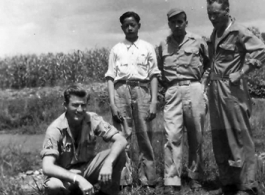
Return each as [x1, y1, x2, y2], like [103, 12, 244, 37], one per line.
[138, 23, 141, 30]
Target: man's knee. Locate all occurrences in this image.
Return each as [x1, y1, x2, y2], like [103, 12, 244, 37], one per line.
[44, 177, 70, 195]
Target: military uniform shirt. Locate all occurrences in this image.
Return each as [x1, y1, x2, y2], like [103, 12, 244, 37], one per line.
[40, 112, 119, 169]
[158, 32, 209, 83]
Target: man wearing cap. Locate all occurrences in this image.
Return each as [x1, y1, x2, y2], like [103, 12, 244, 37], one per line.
[41, 84, 127, 195]
[157, 8, 209, 194]
[206, 0, 265, 194]
[105, 11, 160, 191]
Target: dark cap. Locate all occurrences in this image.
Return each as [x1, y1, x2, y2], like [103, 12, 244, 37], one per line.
[167, 8, 185, 20]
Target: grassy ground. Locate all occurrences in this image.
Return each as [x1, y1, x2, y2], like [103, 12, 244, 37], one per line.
[0, 92, 264, 194]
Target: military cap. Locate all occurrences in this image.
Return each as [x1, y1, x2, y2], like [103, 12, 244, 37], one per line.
[167, 8, 185, 20]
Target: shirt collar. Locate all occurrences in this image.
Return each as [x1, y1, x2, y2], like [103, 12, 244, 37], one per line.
[57, 112, 91, 131]
[123, 38, 140, 50]
[210, 17, 238, 42]
[168, 31, 195, 46]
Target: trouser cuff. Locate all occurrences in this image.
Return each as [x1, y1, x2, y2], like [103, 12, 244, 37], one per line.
[164, 177, 181, 186]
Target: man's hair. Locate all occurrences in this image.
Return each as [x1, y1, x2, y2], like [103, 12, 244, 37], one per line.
[207, 0, 229, 10]
[120, 11, 140, 24]
[64, 84, 90, 104]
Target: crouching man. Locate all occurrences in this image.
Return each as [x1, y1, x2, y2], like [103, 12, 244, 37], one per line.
[41, 84, 127, 195]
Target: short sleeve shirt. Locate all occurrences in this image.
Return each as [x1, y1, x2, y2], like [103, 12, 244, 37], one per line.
[40, 112, 119, 169]
[158, 32, 209, 83]
[105, 39, 161, 82]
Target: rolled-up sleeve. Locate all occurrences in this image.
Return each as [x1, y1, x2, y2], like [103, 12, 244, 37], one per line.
[241, 29, 265, 68]
[105, 48, 116, 79]
[148, 44, 161, 78]
[40, 126, 60, 159]
[91, 113, 119, 142]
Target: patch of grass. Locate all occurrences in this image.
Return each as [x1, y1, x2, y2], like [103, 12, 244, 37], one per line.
[0, 97, 265, 194]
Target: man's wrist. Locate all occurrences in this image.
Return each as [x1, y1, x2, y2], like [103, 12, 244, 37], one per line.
[239, 68, 245, 77]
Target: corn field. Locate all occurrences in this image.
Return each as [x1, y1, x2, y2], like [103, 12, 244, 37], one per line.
[0, 48, 109, 89]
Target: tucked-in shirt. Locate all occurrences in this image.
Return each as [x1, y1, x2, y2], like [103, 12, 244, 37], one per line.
[40, 112, 118, 169]
[105, 39, 160, 82]
[209, 19, 265, 76]
[157, 32, 209, 83]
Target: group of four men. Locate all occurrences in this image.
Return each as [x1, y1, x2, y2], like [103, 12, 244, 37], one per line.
[41, 0, 265, 195]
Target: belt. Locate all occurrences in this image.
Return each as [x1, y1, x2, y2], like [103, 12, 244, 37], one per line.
[210, 73, 229, 80]
[115, 80, 149, 87]
[168, 79, 198, 87]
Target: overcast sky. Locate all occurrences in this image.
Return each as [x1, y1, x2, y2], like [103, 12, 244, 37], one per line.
[0, 0, 265, 57]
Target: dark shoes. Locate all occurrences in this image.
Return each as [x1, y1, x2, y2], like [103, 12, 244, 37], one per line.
[234, 188, 259, 195]
[209, 185, 259, 195]
[189, 179, 202, 191]
[119, 185, 132, 195]
[164, 186, 181, 195]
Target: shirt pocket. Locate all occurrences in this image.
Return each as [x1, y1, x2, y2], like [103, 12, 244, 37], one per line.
[181, 47, 201, 66]
[177, 47, 203, 76]
[219, 44, 235, 62]
[136, 53, 149, 74]
[59, 141, 73, 167]
[162, 50, 175, 68]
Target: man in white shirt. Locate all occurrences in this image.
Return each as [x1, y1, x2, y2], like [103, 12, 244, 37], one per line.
[105, 11, 160, 192]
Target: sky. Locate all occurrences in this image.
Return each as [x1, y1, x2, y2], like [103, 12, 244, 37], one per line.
[0, 0, 265, 57]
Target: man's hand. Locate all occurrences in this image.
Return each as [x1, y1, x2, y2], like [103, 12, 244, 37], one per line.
[146, 102, 157, 121]
[110, 103, 123, 123]
[75, 174, 94, 195]
[98, 162, 113, 186]
[229, 71, 243, 85]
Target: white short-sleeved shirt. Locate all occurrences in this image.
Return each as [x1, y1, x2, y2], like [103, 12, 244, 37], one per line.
[105, 39, 160, 82]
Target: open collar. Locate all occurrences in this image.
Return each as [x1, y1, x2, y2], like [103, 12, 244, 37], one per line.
[123, 38, 140, 50]
[57, 112, 91, 140]
[210, 17, 238, 49]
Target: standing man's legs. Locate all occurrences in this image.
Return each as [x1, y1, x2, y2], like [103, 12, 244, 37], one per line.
[183, 82, 206, 185]
[114, 83, 157, 186]
[164, 85, 184, 187]
[131, 85, 157, 186]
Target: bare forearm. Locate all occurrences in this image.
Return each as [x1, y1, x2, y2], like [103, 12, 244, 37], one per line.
[107, 78, 115, 105]
[105, 134, 127, 165]
[43, 158, 76, 183]
[150, 76, 158, 103]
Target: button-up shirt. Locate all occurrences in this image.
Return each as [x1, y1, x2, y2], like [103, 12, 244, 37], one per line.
[157, 32, 209, 83]
[105, 39, 160, 82]
[40, 112, 118, 169]
[209, 19, 265, 76]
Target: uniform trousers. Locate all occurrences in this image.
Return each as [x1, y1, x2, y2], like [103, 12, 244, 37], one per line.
[43, 149, 126, 195]
[164, 81, 206, 186]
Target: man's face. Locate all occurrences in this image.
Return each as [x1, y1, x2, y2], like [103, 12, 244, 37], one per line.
[121, 17, 140, 40]
[65, 95, 87, 124]
[168, 13, 187, 37]
[207, 2, 229, 29]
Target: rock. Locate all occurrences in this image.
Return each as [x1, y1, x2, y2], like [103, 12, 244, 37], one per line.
[26, 170, 34, 175]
